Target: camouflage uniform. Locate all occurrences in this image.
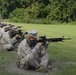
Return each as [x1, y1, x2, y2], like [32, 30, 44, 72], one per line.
[17, 30, 49, 70]
[0, 25, 10, 39]
[1, 31, 17, 50]
[0, 27, 2, 39]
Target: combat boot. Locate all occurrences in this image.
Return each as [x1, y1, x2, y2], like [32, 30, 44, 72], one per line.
[16, 60, 20, 68]
[36, 65, 48, 72]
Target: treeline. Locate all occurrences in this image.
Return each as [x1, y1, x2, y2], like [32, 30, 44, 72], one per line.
[0, 0, 76, 24]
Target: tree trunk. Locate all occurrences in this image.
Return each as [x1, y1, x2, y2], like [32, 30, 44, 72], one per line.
[0, 11, 1, 19]
[73, 12, 75, 21]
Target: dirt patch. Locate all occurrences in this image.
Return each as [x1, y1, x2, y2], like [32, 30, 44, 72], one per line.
[4, 60, 76, 75]
[6, 62, 50, 75]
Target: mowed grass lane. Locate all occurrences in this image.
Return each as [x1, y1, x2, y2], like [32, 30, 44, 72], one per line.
[0, 23, 76, 75]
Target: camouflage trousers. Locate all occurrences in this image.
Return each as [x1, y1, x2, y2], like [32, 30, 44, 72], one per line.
[2, 44, 14, 51]
[18, 52, 49, 70]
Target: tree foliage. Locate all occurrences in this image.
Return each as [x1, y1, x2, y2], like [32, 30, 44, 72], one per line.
[0, 0, 76, 23]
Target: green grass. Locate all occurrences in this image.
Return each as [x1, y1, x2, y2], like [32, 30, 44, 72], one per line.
[0, 23, 76, 75]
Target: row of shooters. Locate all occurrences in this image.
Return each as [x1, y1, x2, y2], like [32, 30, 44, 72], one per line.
[0, 22, 26, 51]
[0, 22, 51, 72]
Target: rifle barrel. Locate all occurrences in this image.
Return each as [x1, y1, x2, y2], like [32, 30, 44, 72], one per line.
[63, 38, 71, 40]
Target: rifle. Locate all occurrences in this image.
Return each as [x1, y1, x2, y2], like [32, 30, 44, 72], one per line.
[0, 24, 6, 28]
[11, 29, 27, 42]
[30, 36, 71, 48]
[12, 30, 24, 41]
[38, 36, 71, 42]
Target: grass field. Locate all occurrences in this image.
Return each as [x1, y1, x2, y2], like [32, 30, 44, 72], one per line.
[0, 23, 76, 75]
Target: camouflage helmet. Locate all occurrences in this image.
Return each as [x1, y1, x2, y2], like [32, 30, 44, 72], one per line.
[28, 30, 38, 38]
